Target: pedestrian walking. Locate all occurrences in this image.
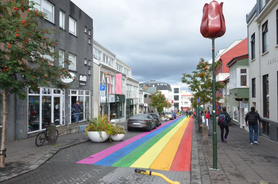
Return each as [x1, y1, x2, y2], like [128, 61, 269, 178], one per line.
[218, 107, 231, 143]
[205, 111, 210, 129]
[245, 107, 262, 145]
[72, 101, 82, 124]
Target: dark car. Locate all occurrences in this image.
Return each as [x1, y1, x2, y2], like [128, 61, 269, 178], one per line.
[149, 113, 162, 127]
[127, 114, 156, 131]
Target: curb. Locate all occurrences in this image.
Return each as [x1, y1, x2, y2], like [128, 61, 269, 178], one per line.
[0, 139, 89, 183]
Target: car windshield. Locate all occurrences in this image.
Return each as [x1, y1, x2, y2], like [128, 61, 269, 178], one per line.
[165, 112, 171, 115]
[130, 114, 148, 119]
[150, 114, 157, 118]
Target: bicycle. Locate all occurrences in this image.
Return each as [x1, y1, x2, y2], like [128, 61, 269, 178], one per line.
[135, 169, 180, 184]
[35, 123, 59, 147]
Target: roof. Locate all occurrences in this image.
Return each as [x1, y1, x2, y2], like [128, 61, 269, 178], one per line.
[226, 54, 249, 67]
[139, 80, 172, 91]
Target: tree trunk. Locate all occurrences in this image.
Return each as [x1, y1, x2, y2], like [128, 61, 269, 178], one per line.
[0, 89, 7, 168]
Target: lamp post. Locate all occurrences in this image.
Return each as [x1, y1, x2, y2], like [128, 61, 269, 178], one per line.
[200, 0, 226, 170]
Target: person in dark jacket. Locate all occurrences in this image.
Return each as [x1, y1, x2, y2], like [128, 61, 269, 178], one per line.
[218, 107, 231, 143]
[245, 107, 262, 145]
[72, 101, 82, 124]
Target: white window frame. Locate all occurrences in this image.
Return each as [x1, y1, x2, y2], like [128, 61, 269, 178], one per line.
[59, 50, 65, 67]
[239, 68, 248, 87]
[88, 29, 91, 36]
[68, 53, 77, 71]
[127, 84, 132, 98]
[84, 26, 87, 33]
[69, 17, 77, 36]
[43, 0, 54, 23]
[59, 10, 65, 29]
[93, 48, 101, 60]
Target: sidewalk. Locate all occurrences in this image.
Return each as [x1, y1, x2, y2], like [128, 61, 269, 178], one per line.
[197, 118, 278, 184]
[0, 123, 89, 182]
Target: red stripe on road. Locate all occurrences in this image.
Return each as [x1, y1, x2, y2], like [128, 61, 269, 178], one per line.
[170, 117, 193, 171]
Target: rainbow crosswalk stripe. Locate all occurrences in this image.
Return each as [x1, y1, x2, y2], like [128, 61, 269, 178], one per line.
[77, 116, 193, 171]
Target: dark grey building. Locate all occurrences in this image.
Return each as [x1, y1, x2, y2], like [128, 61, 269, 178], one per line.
[0, 0, 93, 142]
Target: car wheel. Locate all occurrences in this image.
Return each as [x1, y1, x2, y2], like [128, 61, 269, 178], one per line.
[128, 127, 132, 131]
[154, 124, 157, 129]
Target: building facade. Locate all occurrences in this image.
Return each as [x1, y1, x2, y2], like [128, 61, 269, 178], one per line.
[247, 0, 278, 141]
[92, 40, 139, 123]
[0, 0, 93, 141]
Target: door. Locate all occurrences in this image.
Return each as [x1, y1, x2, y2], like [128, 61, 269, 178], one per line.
[53, 96, 62, 125]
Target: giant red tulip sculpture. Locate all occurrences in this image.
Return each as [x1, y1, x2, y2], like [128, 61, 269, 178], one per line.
[200, 0, 226, 170]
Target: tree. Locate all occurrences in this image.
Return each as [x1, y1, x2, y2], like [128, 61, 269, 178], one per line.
[0, 0, 72, 168]
[181, 58, 223, 111]
[150, 91, 171, 113]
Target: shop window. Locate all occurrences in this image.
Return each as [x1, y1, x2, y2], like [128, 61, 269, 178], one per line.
[262, 120, 270, 136]
[262, 21, 268, 54]
[263, 74, 269, 118]
[28, 96, 40, 132]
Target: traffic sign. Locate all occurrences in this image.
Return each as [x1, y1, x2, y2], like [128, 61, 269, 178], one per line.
[100, 85, 106, 96]
[197, 99, 200, 103]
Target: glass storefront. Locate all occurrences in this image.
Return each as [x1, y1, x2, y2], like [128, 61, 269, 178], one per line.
[69, 90, 91, 123]
[28, 88, 64, 133]
[110, 102, 123, 119]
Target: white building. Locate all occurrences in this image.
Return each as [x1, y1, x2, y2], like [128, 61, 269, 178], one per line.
[246, 0, 278, 141]
[180, 90, 193, 111]
[92, 40, 139, 123]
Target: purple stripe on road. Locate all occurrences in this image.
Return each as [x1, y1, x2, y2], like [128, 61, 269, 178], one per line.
[76, 118, 177, 165]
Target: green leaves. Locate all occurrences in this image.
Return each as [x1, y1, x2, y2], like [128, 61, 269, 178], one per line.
[0, 0, 72, 99]
[150, 91, 171, 113]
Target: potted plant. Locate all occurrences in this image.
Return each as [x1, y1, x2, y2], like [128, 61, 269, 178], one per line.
[109, 124, 126, 141]
[85, 115, 112, 142]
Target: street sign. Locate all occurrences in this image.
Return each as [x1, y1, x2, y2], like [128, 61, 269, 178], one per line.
[100, 85, 106, 96]
[197, 99, 200, 103]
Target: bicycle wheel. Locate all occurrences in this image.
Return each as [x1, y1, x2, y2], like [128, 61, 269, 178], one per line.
[54, 130, 59, 141]
[35, 132, 46, 147]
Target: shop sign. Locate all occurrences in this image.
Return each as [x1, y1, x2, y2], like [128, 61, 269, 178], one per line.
[79, 75, 87, 82]
[61, 72, 76, 83]
[116, 95, 125, 102]
[79, 82, 86, 86]
[100, 96, 106, 103]
[219, 99, 225, 103]
[109, 95, 115, 103]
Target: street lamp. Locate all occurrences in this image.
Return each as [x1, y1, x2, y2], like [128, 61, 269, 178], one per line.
[200, 0, 226, 170]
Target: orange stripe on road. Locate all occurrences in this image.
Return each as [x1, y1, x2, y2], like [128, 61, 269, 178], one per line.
[150, 117, 189, 171]
[170, 117, 193, 171]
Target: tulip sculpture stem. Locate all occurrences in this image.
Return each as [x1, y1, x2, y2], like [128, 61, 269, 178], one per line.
[211, 38, 218, 170]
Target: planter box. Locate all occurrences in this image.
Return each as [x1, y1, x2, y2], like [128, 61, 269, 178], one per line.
[87, 131, 109, 142]
[110, 134, 125, 141]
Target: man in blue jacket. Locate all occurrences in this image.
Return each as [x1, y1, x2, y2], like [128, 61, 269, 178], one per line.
[72, 101, 82, 124]
[245, 107, 262, 145]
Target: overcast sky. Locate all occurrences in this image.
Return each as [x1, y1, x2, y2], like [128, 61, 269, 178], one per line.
[72, 0, 256, 90]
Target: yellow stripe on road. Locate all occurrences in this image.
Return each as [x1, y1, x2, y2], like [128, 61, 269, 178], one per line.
[150, 117, 189, 170]
[130, 117, 186, 169]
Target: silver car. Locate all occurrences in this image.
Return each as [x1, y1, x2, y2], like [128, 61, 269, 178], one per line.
[164, 112, 174, 120]
[127, 114, 156, 131]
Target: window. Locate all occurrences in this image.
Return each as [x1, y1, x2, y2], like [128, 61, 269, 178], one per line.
[88, 68, 91, 75]
[44, 46, 54, 65]
[93, 48, 101, 60]
[88, 60, 91, 66]
[117, 64, 123, 72]
[240, 69, 247, 86]
[59, 11, 65, 29]
[126, 85, 132, 98]
[263, 74, 269, 118]
[43, 0, 54, 23]
[252, 78, 256, 98]
[84, 58, 87, 65]
[251, 33, 255, 60]
[68, 53, 76, 71]
[59, 50, 64, 67]
[84, 27, 87, 33]
[124, 68, 130, 76]
[88, 38, 91, 44]
[262, 21, 268, 53]
[69, 17, 77, 36]
[31, 0, 54, 23]
[174, 88, 179, 93]
[174, 95, 179, 101]
[260, 0, 266, 11]
[88, 29, 91, 36]
[276, 10, 278, 45]
[122, 79, 125, 94]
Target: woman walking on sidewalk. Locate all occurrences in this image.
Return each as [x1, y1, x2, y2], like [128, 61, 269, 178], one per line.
[218, 107, 231, 143]
[205, 111, 210, 130]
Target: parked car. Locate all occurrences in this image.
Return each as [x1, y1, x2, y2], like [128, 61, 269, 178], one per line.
[165, 112, 174, 120]
[149, 113, 162, 127]
[127, 114, 156, 131]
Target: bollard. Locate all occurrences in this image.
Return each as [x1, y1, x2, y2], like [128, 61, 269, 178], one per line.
[48, 123, 57, 144]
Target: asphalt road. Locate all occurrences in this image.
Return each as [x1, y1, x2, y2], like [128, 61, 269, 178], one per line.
[2, 118, 191, 184]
